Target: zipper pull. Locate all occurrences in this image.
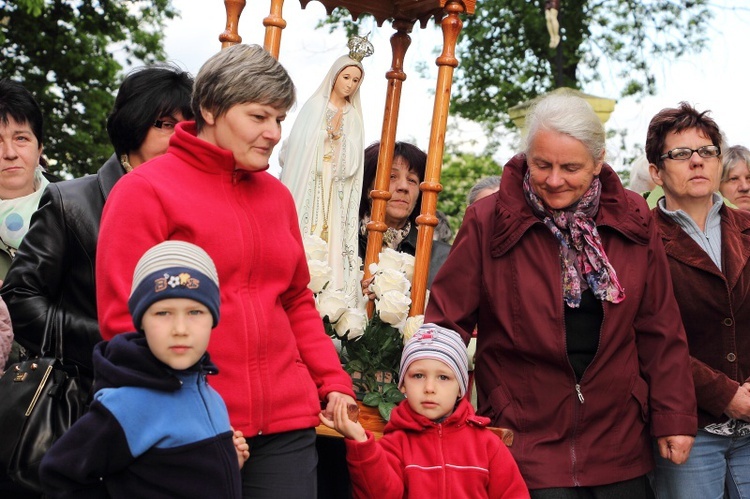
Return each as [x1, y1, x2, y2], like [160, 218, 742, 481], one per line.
[575, 384, 584, 404]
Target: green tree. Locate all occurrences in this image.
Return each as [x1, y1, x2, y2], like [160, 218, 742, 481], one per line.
[0, 0, 177, 177]
[439, 153, 502, 236]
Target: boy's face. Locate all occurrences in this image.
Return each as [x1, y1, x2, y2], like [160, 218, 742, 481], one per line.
[141, 298, 212, 370]
[400, 358, 461, 421]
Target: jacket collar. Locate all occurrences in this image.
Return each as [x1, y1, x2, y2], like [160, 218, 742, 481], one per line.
[97, 154, 126, 201]
[655, 205, 750, 289]
[490, 154, 650, 258]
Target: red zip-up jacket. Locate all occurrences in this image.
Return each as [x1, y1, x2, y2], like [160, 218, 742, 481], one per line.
[425, 154, 696, 489]
[345, 398, 529, 498]
[96, 122, 354, 437]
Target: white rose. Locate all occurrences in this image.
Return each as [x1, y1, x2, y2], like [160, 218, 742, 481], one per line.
[303, 235, 328, 262]
[377, 248, 405, 272]
[371, 268, 411, 299]
[307, 260, 333, 294]
[334, 307, 368, 340]
[400, 315, 424, 342]
[316, 288, 350, 323]
[401, 255, 415, 282]
[376, 290, 412, 328]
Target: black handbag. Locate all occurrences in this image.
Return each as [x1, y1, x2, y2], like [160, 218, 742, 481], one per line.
[0, 310, 86, 492]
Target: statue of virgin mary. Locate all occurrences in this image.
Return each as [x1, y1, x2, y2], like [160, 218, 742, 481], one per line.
[280, 37, 372, 295]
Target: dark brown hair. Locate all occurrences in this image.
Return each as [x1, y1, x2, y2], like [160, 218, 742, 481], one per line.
[645, 102, 722, 169]
[359, 141, 427, 225]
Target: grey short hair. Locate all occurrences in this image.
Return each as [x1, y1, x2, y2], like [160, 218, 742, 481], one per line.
[627, 154, 654, 194]
[192, 44, 296, 131]
[523, 93, 606, 163]
[721, 145, 750, 182]
[467, 175, 501, 205]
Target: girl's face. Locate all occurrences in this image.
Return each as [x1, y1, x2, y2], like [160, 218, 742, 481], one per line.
[400, 358, 461, 421]
[332, 66, 362, 102]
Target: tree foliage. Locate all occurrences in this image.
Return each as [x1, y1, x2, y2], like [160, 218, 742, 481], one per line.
[439, 153, 502, 235]
[0, 0, 177, 177]
[320, 1, 713, 132]
[453, 0, 712, 130]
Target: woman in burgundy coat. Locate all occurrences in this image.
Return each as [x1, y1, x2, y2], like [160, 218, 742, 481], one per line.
[425, 93, 697, 497]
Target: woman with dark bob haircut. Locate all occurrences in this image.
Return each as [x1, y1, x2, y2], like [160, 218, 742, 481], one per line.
[1, 63, 193, 394]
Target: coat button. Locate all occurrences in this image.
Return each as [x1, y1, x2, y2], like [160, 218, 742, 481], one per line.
[727, 353, 737, 362]
[723, 318, 734, 326]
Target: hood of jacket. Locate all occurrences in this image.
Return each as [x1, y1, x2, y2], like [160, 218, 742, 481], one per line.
[385, 397, 490, 435]
[490, 153, 651, 258]
[92, 332, 218, 393]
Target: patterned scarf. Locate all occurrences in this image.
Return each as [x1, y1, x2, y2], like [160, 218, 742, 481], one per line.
[360, 214, 411, 250]
[522, 171, 625, 308]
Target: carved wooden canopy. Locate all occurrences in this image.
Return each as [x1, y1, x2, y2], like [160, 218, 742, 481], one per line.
[298, 0, 476, 27]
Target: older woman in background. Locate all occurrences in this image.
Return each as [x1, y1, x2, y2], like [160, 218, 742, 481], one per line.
[719, 145, 750, 211]
[0, 79, 55, 278]
[1, 65, 193, 393]
[425, 93, 696, 497]
[647, 103, 750, 499]
[358, 141, 450, 287]
[95, 45, 355, 499]
[467, 175, 501, 205]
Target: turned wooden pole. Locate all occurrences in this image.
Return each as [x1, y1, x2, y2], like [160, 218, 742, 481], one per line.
[410, 1, 465, 315]
[220, 0, 246, 48]
[364, 18, 415, 315]
[263, 0, 287, 58]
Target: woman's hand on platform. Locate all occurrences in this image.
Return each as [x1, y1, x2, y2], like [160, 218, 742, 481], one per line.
[319, 398, 367, 442]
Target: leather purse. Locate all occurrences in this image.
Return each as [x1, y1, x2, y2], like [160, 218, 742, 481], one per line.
[0, 309, 86, 492]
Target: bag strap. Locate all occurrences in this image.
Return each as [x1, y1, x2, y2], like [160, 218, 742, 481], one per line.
[39, 305, 64, 361]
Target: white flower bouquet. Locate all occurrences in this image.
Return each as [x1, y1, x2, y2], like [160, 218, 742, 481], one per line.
[304, 238, 424, 419]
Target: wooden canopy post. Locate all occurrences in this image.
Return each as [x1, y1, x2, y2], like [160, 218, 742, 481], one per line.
[263, 0, 287, 58]
[220, 0, 246, 47]
[363, 18, 416, 301]
[410, 0, 467, 315]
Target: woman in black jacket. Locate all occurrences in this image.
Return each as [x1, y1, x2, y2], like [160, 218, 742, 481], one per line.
[0, 64, 193, 394]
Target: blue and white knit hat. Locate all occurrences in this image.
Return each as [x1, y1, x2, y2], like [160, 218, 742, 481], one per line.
[128, 241, 220, 331]
[399, 323, 469, 397]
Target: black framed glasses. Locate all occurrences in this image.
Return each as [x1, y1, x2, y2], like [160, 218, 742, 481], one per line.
[660, 145, 721, 161]
[153, 119, 177, 131]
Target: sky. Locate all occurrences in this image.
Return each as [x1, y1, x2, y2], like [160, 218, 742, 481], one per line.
[158, 1, 750, 176]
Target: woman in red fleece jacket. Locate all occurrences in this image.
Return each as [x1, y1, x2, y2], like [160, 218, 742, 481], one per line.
[321, 324, 529, 498]
[95, 44, 356, 498]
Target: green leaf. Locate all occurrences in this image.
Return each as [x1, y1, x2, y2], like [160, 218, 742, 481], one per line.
[362, 392, 383, 407]
[379, 402, 397, 421]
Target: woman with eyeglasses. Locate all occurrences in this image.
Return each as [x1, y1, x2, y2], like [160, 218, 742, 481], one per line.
[646, 103, 750, 499]
[424, 93, 696, 497]
[1, 64, 193, 395]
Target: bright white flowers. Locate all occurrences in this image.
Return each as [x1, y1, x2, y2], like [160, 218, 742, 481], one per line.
[401, 315, 424, 342]
[305, 236, 419, 345]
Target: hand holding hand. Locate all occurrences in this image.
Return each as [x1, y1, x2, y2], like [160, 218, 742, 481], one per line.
[319, 398, 367, 442]
[657, 435, 694, 465]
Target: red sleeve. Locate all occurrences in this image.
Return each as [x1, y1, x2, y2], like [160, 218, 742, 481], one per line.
[345, 432, 405, 499]
[487, 438, 530, 498]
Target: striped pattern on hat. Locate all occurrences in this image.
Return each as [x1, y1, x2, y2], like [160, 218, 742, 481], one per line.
[399, 323, 469, 398]
[128, 241, 220, 331]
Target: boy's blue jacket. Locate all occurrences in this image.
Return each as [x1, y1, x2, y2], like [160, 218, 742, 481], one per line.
[40, 332, 241, 499]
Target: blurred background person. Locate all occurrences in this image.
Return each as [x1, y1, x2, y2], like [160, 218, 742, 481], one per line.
[467, 175, 501, 206]
[647, 103, 750, 499]
[358, 141, 450, 288]
[719, 145, 750, 211]
[1, 64, 193, 395]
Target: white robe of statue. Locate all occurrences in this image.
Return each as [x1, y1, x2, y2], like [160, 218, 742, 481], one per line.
[280, 55, 365, 296]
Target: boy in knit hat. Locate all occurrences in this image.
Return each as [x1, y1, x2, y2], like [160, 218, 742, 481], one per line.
[320, 323, 529, 498]
[40, 241, 248, 499]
